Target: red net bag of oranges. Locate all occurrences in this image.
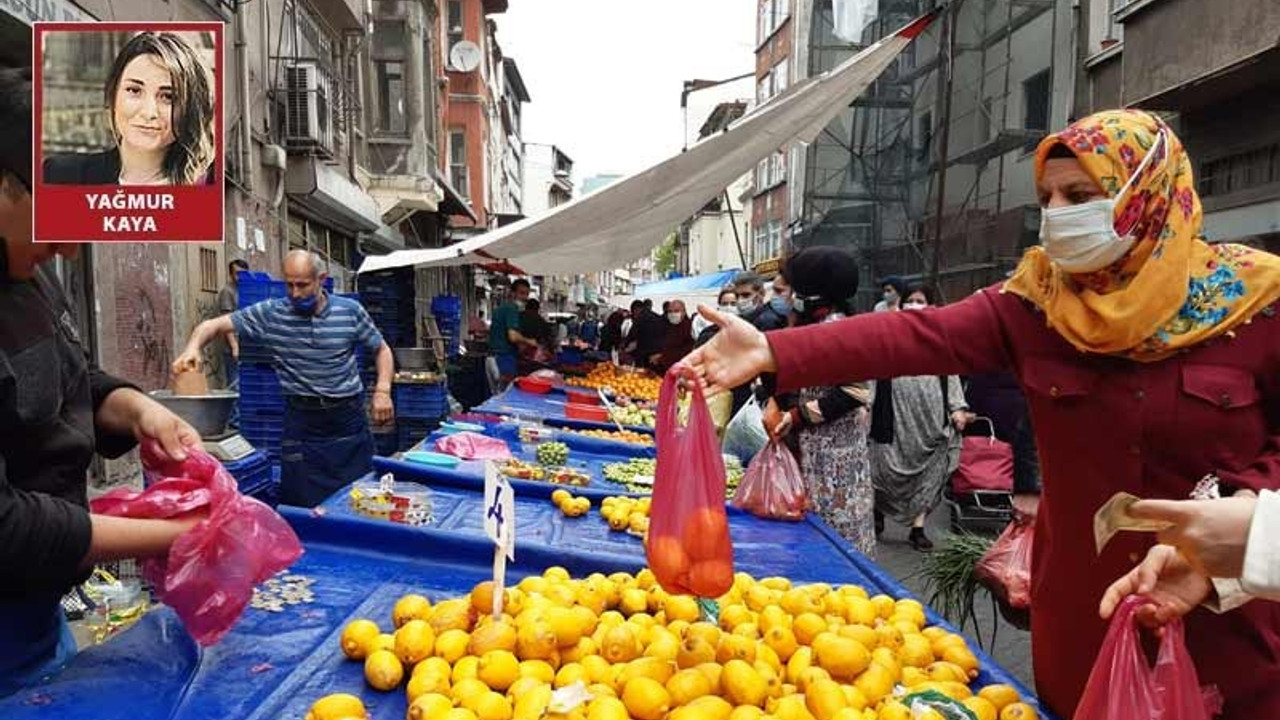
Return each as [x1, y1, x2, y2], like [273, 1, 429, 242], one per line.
[646, 364, 735, 597]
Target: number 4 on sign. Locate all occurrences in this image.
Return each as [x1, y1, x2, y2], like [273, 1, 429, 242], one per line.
[484, 461, 516, 619]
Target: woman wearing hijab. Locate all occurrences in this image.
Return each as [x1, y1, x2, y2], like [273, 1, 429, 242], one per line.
[685, 109, 1280, 719]
[871, 285, 969, 551]
[767, 247, 877, 554]
[653, 300, 694, 374]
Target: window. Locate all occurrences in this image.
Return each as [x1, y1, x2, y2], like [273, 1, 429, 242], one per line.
[758, 0, 791, 44]
[771, 151, 787, 186]
[447, 0, 464, 49]
[774, 58, 789, 94]
[753, 223, 769, 264]
[450, 129, 469, 198]
[757, 158, 770, 190]
[371, 21, 408, 135]
[1022, 70, 1050, 152]
[756, 75, 770, 105]
[1199, 143, 1280, 198]
[199, 248, 219, 293]
[917, 111, 933, 162]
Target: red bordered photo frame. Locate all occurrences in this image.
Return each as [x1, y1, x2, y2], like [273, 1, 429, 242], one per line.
[32, 21, 225, 243]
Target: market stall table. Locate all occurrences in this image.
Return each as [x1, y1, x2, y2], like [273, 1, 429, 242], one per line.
[476, 386, 655, 436]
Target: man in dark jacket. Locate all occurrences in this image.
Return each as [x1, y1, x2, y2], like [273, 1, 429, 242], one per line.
[623, 299, 664, 370]
[733, 272, 788, 331]
[0, 67, 203, 695]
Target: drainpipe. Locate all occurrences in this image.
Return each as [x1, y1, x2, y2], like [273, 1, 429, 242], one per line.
[235, 0, 254, 192]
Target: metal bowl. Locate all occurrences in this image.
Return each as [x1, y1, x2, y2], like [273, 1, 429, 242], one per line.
[148, 389, 238, 438]
[393, 347, 436, 370]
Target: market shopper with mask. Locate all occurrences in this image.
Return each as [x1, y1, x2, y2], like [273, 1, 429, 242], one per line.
[733, 272, 788, 331]
[874, 276, 906, 312]
[685, 110, 1280, 719]
[173, 250, 395, 507]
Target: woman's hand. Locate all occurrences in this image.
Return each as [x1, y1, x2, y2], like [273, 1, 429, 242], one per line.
[683, 305, 776, 396]
[1129, 497, 1257, 578]
[950, 410, 972, 431]
[1099, 545, 1212, 627]
[133, 396, 201, 462]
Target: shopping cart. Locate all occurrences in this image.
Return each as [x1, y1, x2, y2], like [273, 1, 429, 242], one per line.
[945, 417, 1015, 533]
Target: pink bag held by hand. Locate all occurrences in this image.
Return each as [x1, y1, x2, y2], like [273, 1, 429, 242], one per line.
[91, 440, 304, 645]
[733, 440, 807, 521]
[646, 364, 734, 598]
[1073, 596, 1222, 720]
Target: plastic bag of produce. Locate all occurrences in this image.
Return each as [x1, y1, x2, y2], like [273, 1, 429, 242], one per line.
[974, 513, 1034, 610]
[435, 431, 512, 460]
[722, 396, 768, 465]
[733, 440, 807, 521]
[1073, 596, 1221, 720]
[647, 364, 735, 598]
[90, 439, 303, 646]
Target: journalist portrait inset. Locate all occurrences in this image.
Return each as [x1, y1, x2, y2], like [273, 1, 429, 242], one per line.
[43, 31, 215, 186]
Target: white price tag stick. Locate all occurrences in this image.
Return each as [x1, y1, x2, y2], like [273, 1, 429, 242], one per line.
[484, 461, 516, 619]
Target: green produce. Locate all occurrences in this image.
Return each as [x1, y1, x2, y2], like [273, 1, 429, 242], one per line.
[536, 441, 569, 466]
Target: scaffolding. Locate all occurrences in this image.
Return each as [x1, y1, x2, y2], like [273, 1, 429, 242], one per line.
[792, 0, 1056, 307]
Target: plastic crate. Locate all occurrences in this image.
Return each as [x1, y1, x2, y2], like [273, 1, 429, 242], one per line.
[240, 417, 283, 459]
[397, 418, 440, 451]
[238, 271, 334, 309]
[394, 383, 449, 419]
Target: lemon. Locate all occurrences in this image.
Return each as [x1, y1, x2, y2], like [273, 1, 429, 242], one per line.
[727, 705, 764, 720]
[552, 489, 572, 506]
[874, 624, 904, 651]
[664, 595, 700, 623]
[852, 662, 893, 705]
[588, 682, 618, 699]
[444, 709, 480, 720]
[621, 676, 671, 720]
[901, 667, 929, 687]
[395, 594, 434, 628]
[803, 678, 847, 720]
[513, 684, 553, 720]
[340, 619, 382, 660]
[829, 708, 861, 720]
[602, 625, 641, 664]
[478, 650, 521, 691]
[394, 619, 437, 666]
[977, 684, 1021, 711]
[715, 634, 756, 664]
[693, 661, 722, 691]
[718, 604, 753, 631]
[407, 669, 451, 702]
[431, 598, 478, 635]
[507, 676, 546, 700]
[433, 628, 470, 663]
[812, 634, 870, 681]
[676, 636, 716, 669]
[763, 627, 798, 662]
[643, 632, 681, 663]
[452, 677, 491, 706]
[555, 662, 589, 688]
[870, 648, 901, 682]
[962, 697, 998, 720]
[791, 613, 827, 646]
[897, 634, 934, 668]
[516, 621, 560, 661]
[579, 654, 612, 684]
[925, 661, 969, 684]
[843, 597, 877, 627]
[407, 693, 454, 720]
[940, 645, 980, 678]
[998, 703, 1038, 720]
[770, 694, 816, 720]
[454, 655, 481, 683]
[547, 606, 586, 648]
[586, 696, 630, 720]
[620, 588, 649, 617]
[875, 701, 910, 720]
[306, 693, 368, 720]
[840, 685, 868, 711]
[836, 624, 877, 649]
[620, 656, 676, 686]
[414, 656, 452, 680]
[684, 622, 722, 648]
[364, 649, 405, 691]
[665, 667, 714, 705]
[721, 659, 767, 707]
[470, 620, 519, 655]
[545, 566, 571, 582]
[513, 658, 552, 683]
[368, 632, 395, 655]
[472, 690, 514, 720]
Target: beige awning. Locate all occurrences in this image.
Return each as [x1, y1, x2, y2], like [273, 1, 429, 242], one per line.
[358, 11, 936, 277]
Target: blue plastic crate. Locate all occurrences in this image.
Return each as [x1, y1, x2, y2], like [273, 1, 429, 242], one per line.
[397, 419, 441, 451]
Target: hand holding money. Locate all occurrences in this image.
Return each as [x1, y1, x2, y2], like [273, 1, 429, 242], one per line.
[1093, 492, 1174, 555]
[1124, 496, 1258, 579]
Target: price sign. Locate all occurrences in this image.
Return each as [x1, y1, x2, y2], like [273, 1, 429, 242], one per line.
[483, 461, 516, 620]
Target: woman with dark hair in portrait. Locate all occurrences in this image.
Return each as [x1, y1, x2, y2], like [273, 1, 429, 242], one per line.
[764, 247, 877, 554]
[44, 31, 215, 186]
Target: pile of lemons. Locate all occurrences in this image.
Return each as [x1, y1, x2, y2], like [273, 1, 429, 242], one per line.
[600, 496, 651, 535]
[552, 490, 592, 518]
[305, 568, 1038, 720]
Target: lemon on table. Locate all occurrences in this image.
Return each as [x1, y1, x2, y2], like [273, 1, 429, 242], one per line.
[437, 628, 472, 663]
[513, 683, 553, 720]
[340, 619, 381, 660]
[408, 693, 455, 720]
[725, 704, 763, 720]
[472, 690, 515, 720]
[470, 619, 518, 655]
[977, 684, 1022, 710]
[305, 693, 368, 720]
[621, 676, 671, 720]
[962, 697, 999, 720]
[999, 703, 1039, 720]
[478, 650, 521, 691]
[721, 659, 767, 707]
[665, 667, 713, 705]
[364, 649, 405, 691]
[395, 619, 438, 666]
[407, 669, 451, 702]
[586, 696, 630, 720]
[394, 594, 433, 628]
[444, 709, 481, 720]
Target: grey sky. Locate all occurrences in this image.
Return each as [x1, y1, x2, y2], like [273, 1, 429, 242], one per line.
[497, 1, 758, 182]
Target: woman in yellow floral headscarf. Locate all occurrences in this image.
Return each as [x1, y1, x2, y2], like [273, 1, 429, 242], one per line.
[1006, 109, 1280, 358]
[685, 109, 1280, 718]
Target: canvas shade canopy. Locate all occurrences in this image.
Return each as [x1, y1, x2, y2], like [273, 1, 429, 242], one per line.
[357, 11, 937, 278]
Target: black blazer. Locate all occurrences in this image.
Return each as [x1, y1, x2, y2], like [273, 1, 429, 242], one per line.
[42, 149, 121, 185]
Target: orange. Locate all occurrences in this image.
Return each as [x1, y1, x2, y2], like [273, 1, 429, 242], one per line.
[681, 508, 730, 561]
[687, 559, 734, 598]
[647, 535, 691, 585]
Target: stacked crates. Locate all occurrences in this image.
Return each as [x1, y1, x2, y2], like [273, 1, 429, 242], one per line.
[394, 381, 448, 450]
[358, 269, 416, 348]
[431, 295, 463, 357]
[223, 450, 278, 507]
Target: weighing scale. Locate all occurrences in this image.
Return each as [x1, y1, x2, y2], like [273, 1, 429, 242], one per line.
[203, 429, 258, 462]
[148, 389, 260, 461]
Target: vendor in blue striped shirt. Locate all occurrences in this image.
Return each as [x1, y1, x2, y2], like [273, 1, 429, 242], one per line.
[172, 250, 395, 507]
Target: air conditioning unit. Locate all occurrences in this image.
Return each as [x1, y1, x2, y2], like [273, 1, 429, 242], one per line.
[284, 62, 334, 157]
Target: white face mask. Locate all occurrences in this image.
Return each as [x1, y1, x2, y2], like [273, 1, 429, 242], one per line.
[1040, 130, 1165, 274]
[667, 312, 684, 325]
[736, 298, 756, 313]
[718, 305, 739, 316]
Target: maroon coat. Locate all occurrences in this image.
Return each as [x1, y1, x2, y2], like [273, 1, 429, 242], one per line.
[768, 286, 1280, 719]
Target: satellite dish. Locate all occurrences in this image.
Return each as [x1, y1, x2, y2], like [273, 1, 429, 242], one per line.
[449, 41, 482, 73]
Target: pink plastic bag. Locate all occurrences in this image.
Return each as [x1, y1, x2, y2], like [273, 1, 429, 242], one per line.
[646, 364, 734, 598]
[435, 431, 513, 460]
[1073, 596, 1222, 720]
[90, 440, 303, 645]
[975, 515, 1034, 609]
[733, 440, 807, 521]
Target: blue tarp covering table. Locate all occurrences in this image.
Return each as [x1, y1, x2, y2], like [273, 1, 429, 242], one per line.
[2, 473, 1057, 720]
[475, 386, 655, 436]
